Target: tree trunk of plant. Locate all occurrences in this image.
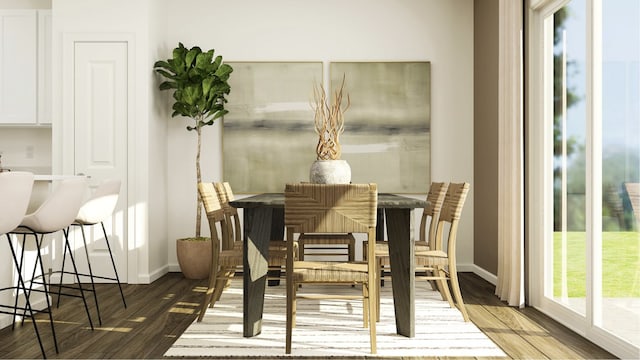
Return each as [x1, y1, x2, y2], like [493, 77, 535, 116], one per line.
[195, 117, 203, 237]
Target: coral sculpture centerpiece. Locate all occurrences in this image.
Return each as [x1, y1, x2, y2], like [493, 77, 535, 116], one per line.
[309, 75, 352, 184]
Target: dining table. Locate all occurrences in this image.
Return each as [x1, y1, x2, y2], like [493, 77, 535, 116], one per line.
[230, 192, 427, 338]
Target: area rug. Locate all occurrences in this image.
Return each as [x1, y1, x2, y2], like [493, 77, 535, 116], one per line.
[165, 280, 506, 358]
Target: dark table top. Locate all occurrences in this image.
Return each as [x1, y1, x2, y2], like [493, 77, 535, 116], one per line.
[230, 193, 427, 209]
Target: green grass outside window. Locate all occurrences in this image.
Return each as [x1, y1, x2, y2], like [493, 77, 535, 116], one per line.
[553, 232, 640, 297]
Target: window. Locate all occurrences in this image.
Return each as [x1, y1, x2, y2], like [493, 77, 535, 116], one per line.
[528, 0, 639, 358]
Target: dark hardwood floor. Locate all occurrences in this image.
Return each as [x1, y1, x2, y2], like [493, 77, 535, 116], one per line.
[0, 272, 616, 359]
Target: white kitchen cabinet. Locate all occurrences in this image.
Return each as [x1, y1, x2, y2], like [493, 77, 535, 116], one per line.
[0, 10, 37, 124]
[37, 10, 51, 125]
[0, 9, 51, 126]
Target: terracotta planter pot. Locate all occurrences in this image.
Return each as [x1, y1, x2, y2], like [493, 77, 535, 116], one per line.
[176, 237, 212, 280]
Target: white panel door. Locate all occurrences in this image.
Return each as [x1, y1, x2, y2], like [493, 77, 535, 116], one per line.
[73, 41, 128, 282]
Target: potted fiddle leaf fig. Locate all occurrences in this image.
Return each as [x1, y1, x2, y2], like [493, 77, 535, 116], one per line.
[154, 42, 233, 279]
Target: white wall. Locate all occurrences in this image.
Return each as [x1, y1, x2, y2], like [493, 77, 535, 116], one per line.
[147, 0, 170, 281]
[2, 0, 474, 287]
[0, 128, 51, 172]
[162, 0, 475, 270]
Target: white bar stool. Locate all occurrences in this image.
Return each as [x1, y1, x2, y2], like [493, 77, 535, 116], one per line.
[59, 178, 126, 325]
[0, 171, 47, 358]
[9, 176, 93, 353]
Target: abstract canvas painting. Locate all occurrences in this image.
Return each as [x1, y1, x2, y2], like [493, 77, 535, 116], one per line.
[330, 62, 431, 193]
[223, 62, 322, 193]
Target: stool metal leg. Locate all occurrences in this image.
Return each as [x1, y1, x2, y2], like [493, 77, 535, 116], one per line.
[57, 225, 101, 325]
[27, 233, 59, 354]
[55, 237, 68, 307]
[78, 224, 102, 324]
[61, 227, 94, 330]
[11, 234, 26, 329]
[100, 222, 126, 308]
[6, 234, 47, 358]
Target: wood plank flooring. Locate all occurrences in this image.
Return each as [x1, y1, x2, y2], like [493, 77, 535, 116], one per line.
[0, 272, 616, 359]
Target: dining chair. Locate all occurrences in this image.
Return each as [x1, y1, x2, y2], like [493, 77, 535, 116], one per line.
[0, 172, 47, 358]
[196, 182, 240, 321]
[9, 176, 92, 353]
[214, 182, 295, 282]
[414, 182, 471, 321]
[284, 183, 378, 354]
[58, 179, 126, 325]
[364, 182, 448, 296]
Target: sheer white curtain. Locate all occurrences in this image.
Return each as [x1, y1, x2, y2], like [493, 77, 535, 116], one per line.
[496, 0, 525, 307]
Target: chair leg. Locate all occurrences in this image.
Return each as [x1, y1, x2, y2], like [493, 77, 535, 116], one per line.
[62, 228, 94, 330]
[363, 283, 369, 328]
[7, 234, 47, 358]
[436, 266, 455, 308]
[210, 267, 234, 308]
[78, 224, 102, 325]
[433, 276, 448, 301]
[285, 278, 294, 354]
[100, 222, 126, 308]
[209, 274, 228, 308]
[448, 265, 469, 321]
[427, 267, 448, 301]
[375, 259, 381, 322]
[298, 240, 305, 261]
[348, 242, 355, 262]
[367, 283, 377, 354]
[197, 264, 218, 322]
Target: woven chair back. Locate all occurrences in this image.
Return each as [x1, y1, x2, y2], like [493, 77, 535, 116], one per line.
[198, 182, 227, 247]
[214, 182, 242, 248]
[284, 183, 377, 234]
[419, 182, 448, 243]
[439, 183, 470, 223]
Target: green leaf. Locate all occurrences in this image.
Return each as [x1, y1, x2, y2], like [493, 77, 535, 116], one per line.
[159, 81, 177, 90]
[210, 109, 228, 121]
[185, 47, 201, 67]
[153, 60, 172, 71]
[155, 69, 176, 79]
[215, 64, 233, 80]
[213, 55, 222, 69]
[202, 77, 214, 97]
[195, 50, 214, 70]
[183, 85, 203, 106]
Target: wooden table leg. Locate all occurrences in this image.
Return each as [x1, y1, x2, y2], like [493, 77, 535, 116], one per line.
[267, 208, 284, 286]
[385, 208, 415, 337]
[242, 207, 273, 337]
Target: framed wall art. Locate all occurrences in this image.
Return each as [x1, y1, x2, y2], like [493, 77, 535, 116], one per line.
[330, 61, 431, 193]
[223, 62, 323, 193]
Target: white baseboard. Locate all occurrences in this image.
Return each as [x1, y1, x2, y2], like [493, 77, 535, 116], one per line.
[0, 295, 50, 331]
[457, 263, 497, 285]
[168, 263, 181, 273]
[139, 265, 170, 284]
[0, 315, 12, 330]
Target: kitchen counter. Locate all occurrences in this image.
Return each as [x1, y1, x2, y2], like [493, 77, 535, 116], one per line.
[34, 174, 86, 181]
